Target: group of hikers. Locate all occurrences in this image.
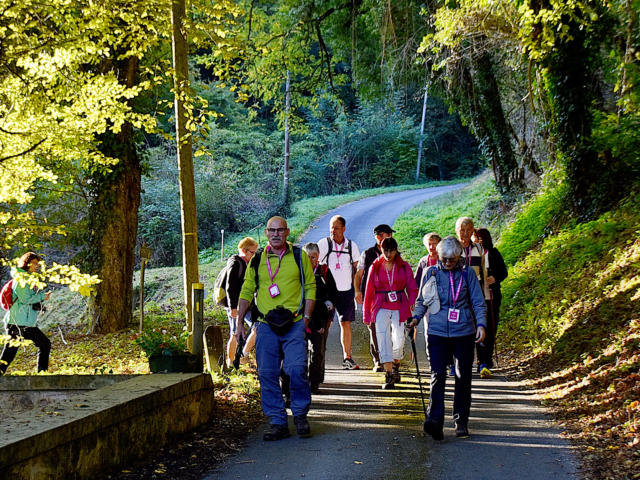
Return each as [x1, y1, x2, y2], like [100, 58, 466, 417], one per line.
[220, 214, 507, 441]
[0, 213, 507, 443]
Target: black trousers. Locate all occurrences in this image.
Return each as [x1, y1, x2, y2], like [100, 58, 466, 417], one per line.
[427, 334, 475, 427]
[0, 324, 51, 374]
[308, 325, 330, 387]
[476, 297, 501, 368]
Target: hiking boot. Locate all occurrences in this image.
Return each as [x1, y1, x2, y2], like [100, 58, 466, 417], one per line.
[455, 423, 470, 438]
[423, 420, 444, 441]
[479, 364, 492, 378]
[343, 357, 360, 370]
[372, 362, 384, 372]
[310, 383, 321, 394]
[392, 364, 401, 383]
[263, 424, 290, 441]
[294, 415, 312, 438]
[382, 371, 395, 390]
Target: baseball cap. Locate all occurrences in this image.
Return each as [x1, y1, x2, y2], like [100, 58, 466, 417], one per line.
[373, 224, 395, 235]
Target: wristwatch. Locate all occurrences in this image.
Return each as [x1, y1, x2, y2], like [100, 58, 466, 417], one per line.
[303, 314, 311, 321]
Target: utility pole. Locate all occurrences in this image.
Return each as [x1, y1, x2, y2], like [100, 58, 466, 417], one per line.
[416, 82, 429, 182]
[283, 70, 291, 206]
[171, 0, 200, 350]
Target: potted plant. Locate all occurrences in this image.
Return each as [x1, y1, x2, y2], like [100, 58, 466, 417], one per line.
[134, 327, 201, 373]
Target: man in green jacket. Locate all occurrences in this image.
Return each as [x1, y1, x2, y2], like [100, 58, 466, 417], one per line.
[235, 216, 316, 441]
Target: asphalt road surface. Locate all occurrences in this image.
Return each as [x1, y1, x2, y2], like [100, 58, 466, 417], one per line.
[203, 184, 579, 480]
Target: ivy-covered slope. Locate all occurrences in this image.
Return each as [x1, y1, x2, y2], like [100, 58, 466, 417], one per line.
[498, 189, 640, 480]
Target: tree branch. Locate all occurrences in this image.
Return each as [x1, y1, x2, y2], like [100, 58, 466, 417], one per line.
[0, 138, 45, 164]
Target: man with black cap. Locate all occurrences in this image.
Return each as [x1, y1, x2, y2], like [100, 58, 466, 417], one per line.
[354, 224, 395, 372]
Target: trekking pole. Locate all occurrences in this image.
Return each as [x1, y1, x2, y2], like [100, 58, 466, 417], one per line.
[408, 327, 428, 428]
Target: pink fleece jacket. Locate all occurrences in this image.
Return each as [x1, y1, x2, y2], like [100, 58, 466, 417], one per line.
[363, 256, 418, 325]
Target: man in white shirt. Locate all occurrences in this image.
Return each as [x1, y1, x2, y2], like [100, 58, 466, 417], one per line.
[317, 215, 361, 369]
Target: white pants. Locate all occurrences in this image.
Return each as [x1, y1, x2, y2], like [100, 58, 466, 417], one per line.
[375, 308, 405, 364]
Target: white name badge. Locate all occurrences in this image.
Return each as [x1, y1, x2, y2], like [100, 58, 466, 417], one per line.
[269, 283, 280, 298]
[448, 308, 460, 323]
[387, 291, 398, 302]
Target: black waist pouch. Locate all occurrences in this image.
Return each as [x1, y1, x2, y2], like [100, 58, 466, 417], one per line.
[264, 306, 296, 335]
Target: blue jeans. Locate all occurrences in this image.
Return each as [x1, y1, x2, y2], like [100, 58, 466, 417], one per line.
[256, 320, 310, 425]
[426, 334, 475, 427]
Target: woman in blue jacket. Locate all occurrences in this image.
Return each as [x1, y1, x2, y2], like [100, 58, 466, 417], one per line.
[0, 252, 51, 374]
[409, 236, 486, 439]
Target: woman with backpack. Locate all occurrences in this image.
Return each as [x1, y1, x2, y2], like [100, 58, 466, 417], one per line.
[220, 237, 258, 368]
[363, 237, 418, 390]
[1, 252, 51, 374]
[409, 236, 486, 439]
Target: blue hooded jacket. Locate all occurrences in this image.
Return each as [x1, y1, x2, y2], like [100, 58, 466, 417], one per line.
[414, 261, 486, 337]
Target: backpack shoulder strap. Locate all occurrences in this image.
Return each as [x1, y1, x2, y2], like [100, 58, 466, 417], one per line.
[322, 237, 333, 263]
[292, 246, 305, 314]
[251, 249, 263, 288]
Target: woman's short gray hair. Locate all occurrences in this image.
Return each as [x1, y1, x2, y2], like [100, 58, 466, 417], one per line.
[436, 236, 463, 259]
[303, 242, 319, 255]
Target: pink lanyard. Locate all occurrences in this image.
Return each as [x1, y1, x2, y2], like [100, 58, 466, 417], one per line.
[333, 240, 346, 261]
[449, 271, 463, 307]
[384, 263, 395, 289]
[266, 245, 286, 283]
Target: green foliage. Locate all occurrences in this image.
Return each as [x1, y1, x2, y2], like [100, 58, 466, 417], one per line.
[500, 189, 640, 353]
[393, 174, 500, 265]
[133, 325, 189, 357]
[497, 179, 570, 266]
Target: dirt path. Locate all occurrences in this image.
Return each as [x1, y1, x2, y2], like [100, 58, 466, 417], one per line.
[202, 186, 580, 480]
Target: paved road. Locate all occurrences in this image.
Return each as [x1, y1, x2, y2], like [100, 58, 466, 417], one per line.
[203, 185, 580, 480]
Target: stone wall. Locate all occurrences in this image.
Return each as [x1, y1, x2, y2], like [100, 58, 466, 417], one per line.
[0, 374, 215, 479]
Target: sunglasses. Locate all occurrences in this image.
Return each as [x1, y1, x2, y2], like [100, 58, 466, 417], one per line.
[442, 257, 458, 263]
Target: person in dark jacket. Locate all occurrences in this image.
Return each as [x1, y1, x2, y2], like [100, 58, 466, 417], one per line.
[354, 224, 395, 372]
[472, 228, 508, 378]
[1, 252, 51, 374]
[409, 236, 486, 439]
[224, 237, 258, 368]
[303, 242, 338, 393]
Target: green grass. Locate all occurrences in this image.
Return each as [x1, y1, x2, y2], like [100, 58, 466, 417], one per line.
[393, 173, 500, 265]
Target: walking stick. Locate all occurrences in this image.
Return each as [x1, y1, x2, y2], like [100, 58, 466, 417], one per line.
[408, 327, 428, 431]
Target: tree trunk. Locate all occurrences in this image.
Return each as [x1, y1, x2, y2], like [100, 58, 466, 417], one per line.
[85, 58, 141, 333]
[171, 0, 200, 340]
[469, 48, 522, 194]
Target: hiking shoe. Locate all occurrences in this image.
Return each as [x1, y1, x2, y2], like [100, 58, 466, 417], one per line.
[294, 415, 312, 438]
[455, 423, 470, 438]
[480, 365, 492, 378]
[310, 383, 321, 394]
[372, 362, 384, 372]
[382, 372, 395, 390]
[448, 365, 456, 377]
[424, 420, 444, 441]
[343, 357, 360, 370]
[263, 424, 290, 441]
[392, 364, 401, 383]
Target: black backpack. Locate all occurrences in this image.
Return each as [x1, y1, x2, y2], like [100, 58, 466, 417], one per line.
[322, 236, 353, 264]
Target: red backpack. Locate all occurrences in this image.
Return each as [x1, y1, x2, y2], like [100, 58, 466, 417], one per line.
[0, 280, 15, 311]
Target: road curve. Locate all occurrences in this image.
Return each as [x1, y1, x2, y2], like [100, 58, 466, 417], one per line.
[298, 183, 467, 249]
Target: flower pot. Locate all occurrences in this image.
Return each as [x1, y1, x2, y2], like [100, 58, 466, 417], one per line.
[148, 353, 202, 373]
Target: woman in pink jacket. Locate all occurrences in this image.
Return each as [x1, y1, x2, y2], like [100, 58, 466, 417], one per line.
[363, 237, 418, 389]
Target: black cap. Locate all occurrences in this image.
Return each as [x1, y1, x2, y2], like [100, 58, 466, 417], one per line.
[373, 224, 395, 235]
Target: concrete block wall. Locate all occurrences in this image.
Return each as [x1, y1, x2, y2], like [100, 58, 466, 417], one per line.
[0, 373, 216, 479]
